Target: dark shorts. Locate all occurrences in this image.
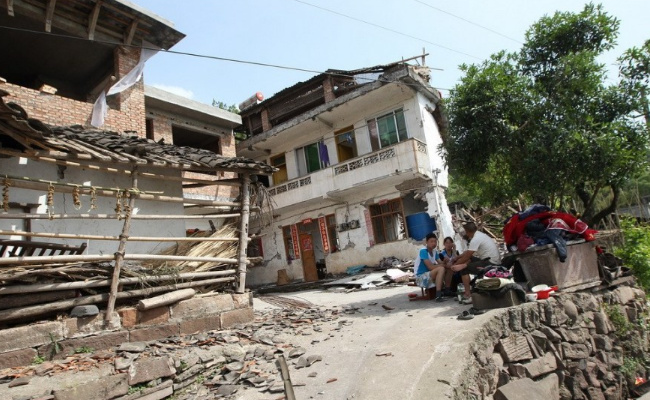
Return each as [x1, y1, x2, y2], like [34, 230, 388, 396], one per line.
[459, 257, 494, 275]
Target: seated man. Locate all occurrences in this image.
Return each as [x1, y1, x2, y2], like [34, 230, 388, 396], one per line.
[439, 236, 460, 296]
[451, 222, 502, 303]
[414, 233, 447, 302]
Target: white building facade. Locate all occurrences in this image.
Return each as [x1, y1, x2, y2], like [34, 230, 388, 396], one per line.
[238, 63, 456, 286]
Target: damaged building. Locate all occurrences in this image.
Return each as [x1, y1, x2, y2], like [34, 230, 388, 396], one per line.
[237, 58, 456, 286]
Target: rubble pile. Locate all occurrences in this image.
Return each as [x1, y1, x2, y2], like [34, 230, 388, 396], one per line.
[0, 306, 345, 399]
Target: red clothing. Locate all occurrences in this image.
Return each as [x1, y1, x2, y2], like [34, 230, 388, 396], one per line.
[503, 211, 597, 246]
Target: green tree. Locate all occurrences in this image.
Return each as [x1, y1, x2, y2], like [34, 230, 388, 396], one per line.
[212, 100, 240, 114]
[443, 4, 650, 226]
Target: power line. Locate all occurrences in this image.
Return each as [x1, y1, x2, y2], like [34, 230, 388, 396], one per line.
[289, 0, 482, 61]
[413, 0, 523, 44]
[0, 24, 451, 92]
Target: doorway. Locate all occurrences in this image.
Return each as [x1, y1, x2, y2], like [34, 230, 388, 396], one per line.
[299, 233, 318, 282]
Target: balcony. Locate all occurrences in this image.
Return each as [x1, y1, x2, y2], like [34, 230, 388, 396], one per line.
[267, 139, 432, 210]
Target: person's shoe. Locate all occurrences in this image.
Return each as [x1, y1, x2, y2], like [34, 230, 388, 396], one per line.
[435, 295, 447, 302]
[460, 296, 473, 305]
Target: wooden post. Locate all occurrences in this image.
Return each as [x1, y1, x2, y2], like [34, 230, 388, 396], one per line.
[105, 167, 138, 324]
[237, 173, 251, 293]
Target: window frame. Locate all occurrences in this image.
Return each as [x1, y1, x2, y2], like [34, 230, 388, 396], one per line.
[282, 225, 296, 260]
[367, 108, 408, 151]
[368, 198, 408, 244]
[295, 142, 322, 177]
[325, 214, 339, 253]
[334, 126, 357, 163]
[270, 153, 288, 185]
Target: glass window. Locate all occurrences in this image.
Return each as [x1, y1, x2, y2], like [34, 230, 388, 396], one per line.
[368, 108, 408, 151]
[369, 199, 407, 244]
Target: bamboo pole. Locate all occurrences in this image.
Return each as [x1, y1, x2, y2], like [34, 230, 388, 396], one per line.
[237, 173, 251, 293]
[0, 276, 236, 322]
[106, 167, 138, 323]
[0, 230, 243, 242]
[277, 355, 296, 400]
[5, 178, 242, 207]
[0, 254, 246, 266]
[0, 149, 245, 187]
[0, 213, 245, 220]
[0, 270, 238, 294]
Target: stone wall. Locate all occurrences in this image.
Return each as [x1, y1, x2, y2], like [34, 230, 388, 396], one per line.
[457, 285, 649, 400]
[0, 292, 253, 370]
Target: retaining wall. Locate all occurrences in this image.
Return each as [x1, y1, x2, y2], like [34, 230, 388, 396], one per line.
[456, 285, 649, 399]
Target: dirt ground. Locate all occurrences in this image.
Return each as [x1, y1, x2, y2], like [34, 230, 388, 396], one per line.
[245, 285, 492, 400]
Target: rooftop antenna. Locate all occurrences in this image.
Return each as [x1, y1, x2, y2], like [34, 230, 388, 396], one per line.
[421, 47, 426, 66]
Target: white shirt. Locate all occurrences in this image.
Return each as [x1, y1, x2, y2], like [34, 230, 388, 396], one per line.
[468, 231, 501, 264]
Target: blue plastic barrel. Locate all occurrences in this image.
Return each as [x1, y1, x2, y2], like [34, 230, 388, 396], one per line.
[406, 212, 437, 241]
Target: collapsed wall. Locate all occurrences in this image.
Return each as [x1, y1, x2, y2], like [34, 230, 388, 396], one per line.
[456, 285, 649, 400]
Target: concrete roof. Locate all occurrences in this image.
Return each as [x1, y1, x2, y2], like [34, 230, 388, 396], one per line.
[145, 86, 242, 129]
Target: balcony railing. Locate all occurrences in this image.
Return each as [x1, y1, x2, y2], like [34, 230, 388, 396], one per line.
[267, 138, 429, 199]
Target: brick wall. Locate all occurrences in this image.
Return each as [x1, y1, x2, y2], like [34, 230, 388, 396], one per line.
[146, 108, 239, 200]
[1, 46, 145, 135]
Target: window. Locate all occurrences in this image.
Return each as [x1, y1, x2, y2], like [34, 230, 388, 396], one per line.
[296, 143, 322, 177]
[145, 118, 154, 140]
[326, 214, 339, 253]
[335, 126, 357, 163]
[271, 154, 288, 185]
[367, 108, 408, 151]
[282, 226, 296, 260]
[369, 199, 407, 244]
[247, 237, 264, 258]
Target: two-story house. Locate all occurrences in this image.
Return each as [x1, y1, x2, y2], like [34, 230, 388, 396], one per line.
[237, 60, 456, 286]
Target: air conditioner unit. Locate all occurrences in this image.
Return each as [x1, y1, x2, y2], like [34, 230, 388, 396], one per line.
[337, 223, 349, 232]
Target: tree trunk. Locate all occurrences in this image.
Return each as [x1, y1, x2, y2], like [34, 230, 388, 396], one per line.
[589, 185, 621, 227]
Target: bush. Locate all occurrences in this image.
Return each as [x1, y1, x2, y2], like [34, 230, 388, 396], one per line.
[615, 218, 650, 292]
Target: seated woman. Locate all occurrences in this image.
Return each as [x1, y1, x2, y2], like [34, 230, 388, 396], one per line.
[413, 233, 447, 302]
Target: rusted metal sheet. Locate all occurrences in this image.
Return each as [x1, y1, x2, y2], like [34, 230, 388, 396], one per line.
[516, 240, 600, 292]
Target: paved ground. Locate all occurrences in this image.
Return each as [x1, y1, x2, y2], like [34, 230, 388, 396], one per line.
[247, 285, 494, 400]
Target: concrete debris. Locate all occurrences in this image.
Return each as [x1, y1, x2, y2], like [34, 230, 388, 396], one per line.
[1, 305, 344, 399]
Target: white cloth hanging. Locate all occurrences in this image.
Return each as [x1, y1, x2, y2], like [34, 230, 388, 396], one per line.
[91, 45, 158, 128]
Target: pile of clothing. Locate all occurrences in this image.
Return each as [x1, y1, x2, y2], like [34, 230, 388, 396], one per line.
[503, 204, 597, 262]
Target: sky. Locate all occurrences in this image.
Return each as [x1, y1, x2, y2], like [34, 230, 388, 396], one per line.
[134, 0, 650, 107]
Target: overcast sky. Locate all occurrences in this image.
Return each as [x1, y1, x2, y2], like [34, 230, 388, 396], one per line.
[134, 0, 650, 107]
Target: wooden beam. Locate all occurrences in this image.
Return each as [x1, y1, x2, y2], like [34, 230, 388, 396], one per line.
[0, 230, 243, 242]
[0, 277, 236, 323]
[88, 1, 101, 40]
[0, 213, 243, 220]
[0, 253, 247, 266]
[0, 147, 271, 175]
[0, 270, 238, 295]
[44, 0, 57, 33]
[6, 0, 14, 16]
[124, 19, 138, 45]
[237, 174, 251, 293]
